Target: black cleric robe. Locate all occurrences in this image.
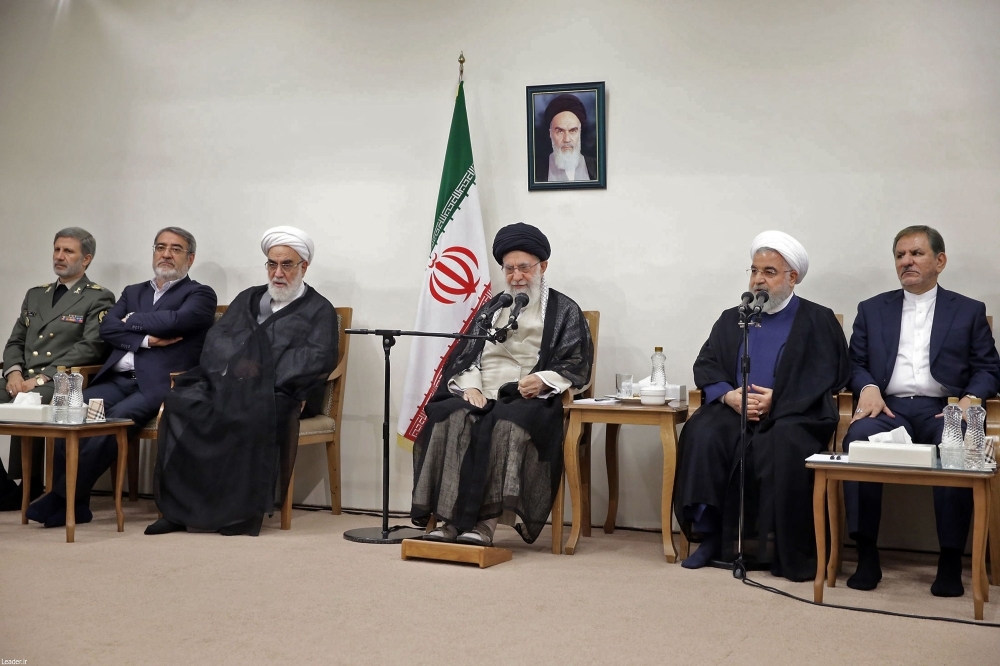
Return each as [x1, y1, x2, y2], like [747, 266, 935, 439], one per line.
[673, 297, 849, 581]
[410, 288, 592, 543]
[153, 284, 337, 534]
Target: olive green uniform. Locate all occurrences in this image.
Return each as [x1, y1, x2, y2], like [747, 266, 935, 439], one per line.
[1, 273, 116, 480]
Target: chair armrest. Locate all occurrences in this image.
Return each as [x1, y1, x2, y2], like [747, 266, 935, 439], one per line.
[688, 389, 703, 415]
[834, 391, 855, 452]
[169, 371, 185, 389]
[986, 397, 1000, 439]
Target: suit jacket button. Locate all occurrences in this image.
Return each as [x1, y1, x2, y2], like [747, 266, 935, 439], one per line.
[46, 352, 51, 356]
[32, 351, 38, 356]
[38, 334, 43, 339]
[49, 333, 54, 338]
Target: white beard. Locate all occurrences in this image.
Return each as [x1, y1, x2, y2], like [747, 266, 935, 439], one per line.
[505, 271, 542, 308]
[755, 281, 793, 314]
[269, 273, 304, 303]
[153, 262, 189, 284]
[551, 137, 582, 174]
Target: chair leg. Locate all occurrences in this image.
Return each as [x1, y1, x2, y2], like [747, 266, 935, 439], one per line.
[127, 436, 140, 502]
[552, 475, 564, 554]
[326, 435, 341, 515]
[580, 424, 591, 538]
[281, 470, 294, 530]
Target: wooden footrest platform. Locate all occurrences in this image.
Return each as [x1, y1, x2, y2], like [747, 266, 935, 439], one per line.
[400, 538, 513, 568]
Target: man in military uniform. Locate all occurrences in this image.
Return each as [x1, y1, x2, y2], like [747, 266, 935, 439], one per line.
[0, 227, 115, 510]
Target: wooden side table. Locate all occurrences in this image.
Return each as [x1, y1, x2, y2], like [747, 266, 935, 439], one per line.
[808, 459, 995, 621]
[0, 418, 134, 543]
[555, 401, 688, 561]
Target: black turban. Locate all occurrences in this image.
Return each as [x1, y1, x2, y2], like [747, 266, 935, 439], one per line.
[492, 223, 551, 265]
[543, 93, 587, 129]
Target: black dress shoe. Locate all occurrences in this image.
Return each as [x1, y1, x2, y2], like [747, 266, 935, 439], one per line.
[847, 536, 882, 591]
[25, 492, 64, 524]
[44, 503, 93, 528]
[145, 518, 186, 535]
[931, 548, 965, 597]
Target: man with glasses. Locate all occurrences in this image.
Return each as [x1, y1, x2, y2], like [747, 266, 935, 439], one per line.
[146, 226, 337, 537]
[411, 223, 593, 546]
[0, 227, 115, 511]
[26, 227, 217, 527]
[842, 225, 999, 597]
[674, 230, 849, 581]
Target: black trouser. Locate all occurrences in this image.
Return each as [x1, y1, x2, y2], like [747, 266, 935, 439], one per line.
[843, 395, 972, 550]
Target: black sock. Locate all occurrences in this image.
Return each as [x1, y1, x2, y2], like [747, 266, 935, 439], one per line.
[847, 534, 882, 591]
[931, 547, 964, 597]
[682, 532, 722, 569]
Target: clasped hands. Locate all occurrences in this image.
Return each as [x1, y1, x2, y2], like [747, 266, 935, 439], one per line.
[723, 384, 773, 421]
[463, 374, 546, 408]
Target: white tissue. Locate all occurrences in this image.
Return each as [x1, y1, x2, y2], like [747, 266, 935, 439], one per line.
[867, 426, 912, 444]
[13, 392, 41, 405]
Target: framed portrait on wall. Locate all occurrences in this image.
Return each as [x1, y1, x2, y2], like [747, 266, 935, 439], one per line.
[526, 81, 606, 191]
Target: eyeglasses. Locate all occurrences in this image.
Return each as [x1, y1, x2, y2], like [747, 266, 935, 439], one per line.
[747, 268, 792, 279]
[502, 261, 541, 276]
[152, 244, 191, 256]
[266, 260, 305, 272]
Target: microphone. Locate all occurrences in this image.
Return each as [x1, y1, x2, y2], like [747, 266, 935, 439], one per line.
[477, 292, 513, 323]
[507, 293, 530, 329]
[752, 291, 769, 315]
[739, 291, 754, 313]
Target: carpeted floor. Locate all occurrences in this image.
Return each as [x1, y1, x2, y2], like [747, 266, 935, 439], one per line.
[1, 497, 996, 665]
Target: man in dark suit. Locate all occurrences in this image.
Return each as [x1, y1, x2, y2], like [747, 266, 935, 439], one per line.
[844, 225, 1000, 597]
[27, 227, 217, 527]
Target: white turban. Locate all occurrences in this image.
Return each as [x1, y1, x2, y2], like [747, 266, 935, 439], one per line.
[261, 226, 314, 263]
[750, 230, 809, 283]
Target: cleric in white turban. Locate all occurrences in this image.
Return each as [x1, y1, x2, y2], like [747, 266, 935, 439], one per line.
[672, 230, 849, 581]
[146, 226, 338, 537]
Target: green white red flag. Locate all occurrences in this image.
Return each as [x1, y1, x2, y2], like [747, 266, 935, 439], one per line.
[397, 81, 492, 450]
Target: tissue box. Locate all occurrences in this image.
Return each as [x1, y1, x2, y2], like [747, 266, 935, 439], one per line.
[849, 441, 937, 467]
[0, 403, 54, 422]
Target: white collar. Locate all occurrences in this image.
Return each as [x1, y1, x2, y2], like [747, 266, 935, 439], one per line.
[903, 284, 938, 304]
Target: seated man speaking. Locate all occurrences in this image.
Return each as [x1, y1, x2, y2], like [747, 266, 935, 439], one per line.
[411, 223, 593, 546]
[146, 226, 338, 537]
[674, 231, 849, 581]
[843, 225, 1000, 596]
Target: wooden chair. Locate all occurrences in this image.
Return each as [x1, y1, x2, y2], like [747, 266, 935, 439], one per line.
[280, 306, 351, 529]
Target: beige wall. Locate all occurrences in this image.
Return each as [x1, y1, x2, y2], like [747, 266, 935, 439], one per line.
[1, 0, 998, 548]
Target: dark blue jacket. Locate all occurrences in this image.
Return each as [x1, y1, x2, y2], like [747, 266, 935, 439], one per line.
[848, 285, 1000, 400]
[94, 275, 218, 404]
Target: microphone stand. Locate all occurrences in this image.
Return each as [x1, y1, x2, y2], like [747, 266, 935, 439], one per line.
[342, 326, 491, 544]
[733, 302, 764, 579]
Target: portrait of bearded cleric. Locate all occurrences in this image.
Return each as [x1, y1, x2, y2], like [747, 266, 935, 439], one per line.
[527, 82, 606, 191]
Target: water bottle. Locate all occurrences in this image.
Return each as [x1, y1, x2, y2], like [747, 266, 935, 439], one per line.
[651, 346, 667, 388]
[963, 397, 987, 471]
[67, 366, 86, 424]
[51, 366, 69, 423]
[939, 396, 964, 469]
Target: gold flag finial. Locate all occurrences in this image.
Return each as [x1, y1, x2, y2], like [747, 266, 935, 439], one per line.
[458, 52, 465, 81]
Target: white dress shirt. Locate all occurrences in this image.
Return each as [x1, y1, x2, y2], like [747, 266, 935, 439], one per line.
[884, 285, 948, 398]
[113, 278, 182, 373]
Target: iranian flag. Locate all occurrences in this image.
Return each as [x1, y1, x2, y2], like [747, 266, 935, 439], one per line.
[396, 81, 493, 450]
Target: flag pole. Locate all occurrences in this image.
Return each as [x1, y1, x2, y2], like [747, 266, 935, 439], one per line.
[458, 51, 464, 82]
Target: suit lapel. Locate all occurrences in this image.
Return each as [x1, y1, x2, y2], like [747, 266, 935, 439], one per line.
[38, 274, 90, 328]
[881, 290, 903, 382]
[929, 286, 956, 365]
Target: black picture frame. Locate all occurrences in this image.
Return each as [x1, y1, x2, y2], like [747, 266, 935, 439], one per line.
[526, 81, 606, 191]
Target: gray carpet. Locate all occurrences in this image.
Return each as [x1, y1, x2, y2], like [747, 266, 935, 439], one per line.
[0, 497, 996, 665]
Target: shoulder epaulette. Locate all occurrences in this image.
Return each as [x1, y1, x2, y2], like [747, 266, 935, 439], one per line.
[34, 283, 51, 289]
[88, 284, 106, 290]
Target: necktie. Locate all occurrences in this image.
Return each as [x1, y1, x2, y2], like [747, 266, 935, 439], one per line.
[52, 284, 68, 306]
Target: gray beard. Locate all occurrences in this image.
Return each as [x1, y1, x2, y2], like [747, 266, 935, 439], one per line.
[551, 138, 582, 174]
[505, 274, 542, 309]
[756, 283, 793, 314]
[269, 274, 303, 303]
[153, 264, 189, 284]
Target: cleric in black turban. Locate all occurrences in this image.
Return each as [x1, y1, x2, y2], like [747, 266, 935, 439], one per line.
[492, 222, 551, 265]
[535, 93, 597, 183]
